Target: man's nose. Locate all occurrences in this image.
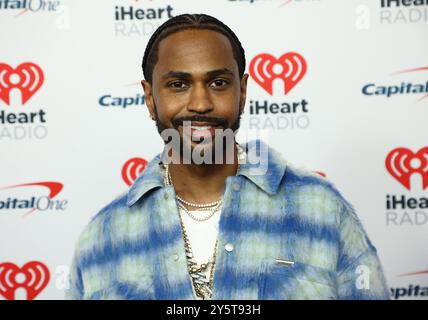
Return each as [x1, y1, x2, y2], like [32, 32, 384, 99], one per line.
[187, 83, 214, 114]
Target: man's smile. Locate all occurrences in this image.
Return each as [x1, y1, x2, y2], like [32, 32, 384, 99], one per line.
[178, 121, 224, 141]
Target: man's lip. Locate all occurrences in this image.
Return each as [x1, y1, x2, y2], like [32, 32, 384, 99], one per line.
[181, 121, 218, 127]
[180, 121, 221, 127]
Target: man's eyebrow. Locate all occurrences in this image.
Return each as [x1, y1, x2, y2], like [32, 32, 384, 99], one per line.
[161, 71, 192, 81]
[206, 68, 235, 78]
[161, 68, 235, 81]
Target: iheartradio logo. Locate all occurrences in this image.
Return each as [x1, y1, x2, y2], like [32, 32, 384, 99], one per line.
[0, 261, 50, 300]
[0, 62, 44, 105]
[386, 147, 428, 190]
[249, 52, 307, 96]
[121, 157, 148, 187]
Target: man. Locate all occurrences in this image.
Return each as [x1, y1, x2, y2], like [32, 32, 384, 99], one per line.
[66, 13, 390, 300]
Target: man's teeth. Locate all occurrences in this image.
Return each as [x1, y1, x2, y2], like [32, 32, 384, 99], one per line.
[190, 125, 212, 130]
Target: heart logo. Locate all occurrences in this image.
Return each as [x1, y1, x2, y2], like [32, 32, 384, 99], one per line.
[0, 261, 50, 300]
[122, 157, 148, 187]
[249, 52, 307, 96]
[385, 147, 428, 190]
[0, 62, 44, 105]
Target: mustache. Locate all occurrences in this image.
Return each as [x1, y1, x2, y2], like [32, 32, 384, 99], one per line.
[171, 115, 229, 129]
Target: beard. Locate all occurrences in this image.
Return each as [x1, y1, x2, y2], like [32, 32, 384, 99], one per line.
[153, 102, 242, 165]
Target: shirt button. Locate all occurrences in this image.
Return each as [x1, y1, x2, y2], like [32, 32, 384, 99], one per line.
[225, 243, 234, 252]
[164, 192, 169, 200]
[232, 183, 240, 191]
[172, 254, 179, 261]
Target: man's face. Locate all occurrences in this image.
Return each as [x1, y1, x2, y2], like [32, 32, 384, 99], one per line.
[142, 29, 248, 161]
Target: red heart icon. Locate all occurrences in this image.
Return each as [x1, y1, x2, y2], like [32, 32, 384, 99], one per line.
[249, 52, 307, 96]
[385, 147, 428, 190]
[0, 62, 44, 105]
[0, 261, 50, 300]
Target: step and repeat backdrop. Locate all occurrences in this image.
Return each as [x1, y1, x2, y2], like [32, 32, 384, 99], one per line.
[0, 0, 427, 300]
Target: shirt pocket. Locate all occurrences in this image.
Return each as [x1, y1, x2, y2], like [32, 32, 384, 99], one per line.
[261, 260, 337, 300]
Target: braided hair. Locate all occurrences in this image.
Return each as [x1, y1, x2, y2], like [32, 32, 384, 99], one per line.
[142, 13, 246, 84]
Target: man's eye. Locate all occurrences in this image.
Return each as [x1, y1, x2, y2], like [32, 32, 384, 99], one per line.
[210, 79, 228, 88]
[168, 81, 188, 89]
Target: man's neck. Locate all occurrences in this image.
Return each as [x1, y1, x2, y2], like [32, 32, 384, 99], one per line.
[168, 144, 239, 204]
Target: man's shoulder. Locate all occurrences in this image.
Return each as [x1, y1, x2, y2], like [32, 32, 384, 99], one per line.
[91, 192, 129, 223]
[249, 139, 352, 210]
[75, 192, 130, 250]
[75, 153, 164, 253]
[284, 163, 334, 190]
[282, 163, 353, 214]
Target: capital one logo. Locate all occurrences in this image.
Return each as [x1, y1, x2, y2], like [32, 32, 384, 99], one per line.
[386, 147, 428, 190]
[398, 268, 428, 277]
[249, 52, 307, 95]
[122, 157, 148, 187]
[0, 181, 66, 216]
[0, 62, 44, 105]
[0, 261, 50, 300]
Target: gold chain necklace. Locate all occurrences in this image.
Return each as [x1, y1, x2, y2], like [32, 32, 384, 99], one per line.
[164, 165, 219, 299]
[162, 143, 244, 299]
[166, 164, 223, 222]
[177, 201, 222, 222]
[177, 209, 218, 299]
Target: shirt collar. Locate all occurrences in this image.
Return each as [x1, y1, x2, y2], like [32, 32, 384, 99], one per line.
[126, 139, 287, 207]
[237, 139, 287, 196]
[126, 153, 164, 207]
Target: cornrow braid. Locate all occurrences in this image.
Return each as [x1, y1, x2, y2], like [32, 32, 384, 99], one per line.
[142, 13, 246, 84]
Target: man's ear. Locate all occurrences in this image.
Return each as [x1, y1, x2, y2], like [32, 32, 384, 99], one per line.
[239, 73, 249, 114]
[141, 80, 156, 120]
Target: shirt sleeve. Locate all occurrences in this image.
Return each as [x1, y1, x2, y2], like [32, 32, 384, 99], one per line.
[336, 200, 391, 300]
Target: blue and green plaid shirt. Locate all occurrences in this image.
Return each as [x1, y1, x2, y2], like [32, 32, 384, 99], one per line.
[66, 140, 390, 300]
